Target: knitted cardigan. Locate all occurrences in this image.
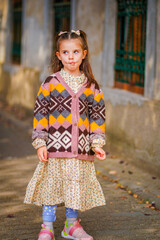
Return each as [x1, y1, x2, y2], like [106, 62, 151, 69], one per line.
[32, 71, 106, 161]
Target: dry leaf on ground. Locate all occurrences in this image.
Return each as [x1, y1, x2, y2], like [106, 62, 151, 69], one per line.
[109, 170, 117, 175]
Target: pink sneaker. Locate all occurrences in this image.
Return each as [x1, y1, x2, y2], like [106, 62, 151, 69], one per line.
[61, 219, 93, 240]
[38, 224, 55, 240]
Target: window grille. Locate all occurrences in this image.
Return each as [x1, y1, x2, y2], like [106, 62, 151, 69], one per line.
[53, 0, 71, 37]
[114, 0, 147, 94]
[11, 0, 22, 64]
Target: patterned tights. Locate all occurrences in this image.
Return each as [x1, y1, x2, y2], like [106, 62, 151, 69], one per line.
[42, 205, 78, 222]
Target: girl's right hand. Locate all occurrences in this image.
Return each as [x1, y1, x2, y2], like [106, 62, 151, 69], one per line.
[37, 146, 48, 162]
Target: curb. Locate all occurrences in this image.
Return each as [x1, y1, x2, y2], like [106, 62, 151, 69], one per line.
[95, 157, 160, 210]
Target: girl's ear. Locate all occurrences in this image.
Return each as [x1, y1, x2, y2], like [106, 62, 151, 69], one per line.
[83, 50, 87, 59]
[56, 51, 61, 60]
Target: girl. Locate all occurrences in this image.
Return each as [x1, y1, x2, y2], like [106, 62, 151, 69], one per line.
[24, 30, 106, 240]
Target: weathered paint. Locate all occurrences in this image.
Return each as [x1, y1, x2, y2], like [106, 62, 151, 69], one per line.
[154, 0, 160, 99]
[76, 0, 105, 83]
[0, 0, 9, 63]
[105, 99, 160, 176]
[25, 0, 44, 28]
[0, 64, 40, 109]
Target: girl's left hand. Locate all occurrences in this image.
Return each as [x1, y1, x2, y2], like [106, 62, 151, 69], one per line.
[92, 147, 106, 161]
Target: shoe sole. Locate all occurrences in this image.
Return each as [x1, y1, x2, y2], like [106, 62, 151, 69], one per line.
[61, 231, 79, 240]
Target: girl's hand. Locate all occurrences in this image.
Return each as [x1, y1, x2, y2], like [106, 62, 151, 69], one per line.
[37, 146, 48, 162]
[92, 147, 106, 161]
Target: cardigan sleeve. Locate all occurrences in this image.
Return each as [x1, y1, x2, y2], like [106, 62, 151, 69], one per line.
[32, 78, 51, 149]
[89, 86, 106, 149]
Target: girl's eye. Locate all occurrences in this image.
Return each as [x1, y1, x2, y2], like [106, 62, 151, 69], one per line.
[63, 51, 68, 54]
[74, 50, 78, 53]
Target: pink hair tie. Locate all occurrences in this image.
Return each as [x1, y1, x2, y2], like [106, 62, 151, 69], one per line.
[58, 30, 80, 36]
[71, 30, 80, 36]
[58, 31, 67, 36]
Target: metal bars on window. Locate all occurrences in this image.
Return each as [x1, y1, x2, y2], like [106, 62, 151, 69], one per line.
[12, 0, 22, 64]
[53, 0, 71, 36]
[114, 0, 147, 94]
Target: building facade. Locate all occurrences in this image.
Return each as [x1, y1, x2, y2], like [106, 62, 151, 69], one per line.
[0, 0, 160, 175]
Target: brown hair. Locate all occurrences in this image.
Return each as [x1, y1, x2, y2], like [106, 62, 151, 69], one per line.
[50, 30, 99, 89]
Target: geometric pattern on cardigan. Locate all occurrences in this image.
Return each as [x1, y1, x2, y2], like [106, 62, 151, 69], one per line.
[32, 72, 106, 161]
[49, 91, 72, 118]
[34, 97, 49, 120]
[47, 126, 72, 152]
[78, 129, 90, 154]
[90, 99, 105, 125]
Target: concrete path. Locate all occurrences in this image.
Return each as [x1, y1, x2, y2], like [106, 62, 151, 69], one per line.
[0, 155, 160, 240]
[0, 107, 160, 240]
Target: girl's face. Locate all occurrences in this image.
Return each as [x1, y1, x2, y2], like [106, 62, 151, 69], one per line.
[56, 38, 87, 75]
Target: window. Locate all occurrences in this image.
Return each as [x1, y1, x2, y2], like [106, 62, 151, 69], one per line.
[53, 0, 71, 37]
[114, 0, 147, 94]
[11, 0, 22, 64]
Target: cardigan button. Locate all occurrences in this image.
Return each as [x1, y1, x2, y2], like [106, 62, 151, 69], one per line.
[74, 123, 77, 126]
[73, 95, 76, 98]
[73, 151, 76, 154]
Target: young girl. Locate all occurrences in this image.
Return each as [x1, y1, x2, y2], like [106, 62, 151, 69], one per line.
[24, 30, 106, 240]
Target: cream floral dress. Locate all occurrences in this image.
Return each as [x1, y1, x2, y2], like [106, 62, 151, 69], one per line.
[24, 69, 106, 212]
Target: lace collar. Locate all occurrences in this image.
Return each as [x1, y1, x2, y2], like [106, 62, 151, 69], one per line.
[60, 69, 86, 84]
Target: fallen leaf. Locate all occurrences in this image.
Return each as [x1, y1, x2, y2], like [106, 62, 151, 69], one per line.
[144, 213, 151, 216]
[136, 200, 144, 204]
[144, 205, 150, 208]
[157, 195, 160, 198]
[143, 202, 160, 211]
[110, 202, 113, 205]
[143, 190, 150, 193]
[113, 178, 120, 183]
[96, 170, 101, 175]
[120, 196, 127, 199]
[102, 175, 109, 179]
[7, 214, 15, 218]
[152, 176, 157, 180]
[128, 171, 133, 174]
[110, 155, 118, 159]
[109, 170, 117, 175]
[144, 203, 154, 209]
[119, 160, 124, 164]
[133, 194, 138, 198]
[151, 202, 156, 207]
[117, 184, 125, 189]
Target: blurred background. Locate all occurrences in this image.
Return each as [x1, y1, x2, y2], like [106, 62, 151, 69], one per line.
[0, 0, 160, 176]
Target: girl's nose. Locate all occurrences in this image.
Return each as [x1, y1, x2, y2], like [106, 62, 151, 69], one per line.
[69, 53, 74, 59]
